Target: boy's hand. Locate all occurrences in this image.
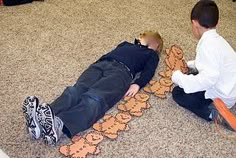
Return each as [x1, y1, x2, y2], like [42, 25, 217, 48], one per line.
[187, 60, 195, 69]
[125, 84, 140, 97]
[171, 70, 182, 85]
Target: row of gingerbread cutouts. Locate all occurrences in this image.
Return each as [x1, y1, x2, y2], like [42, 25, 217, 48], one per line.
[59, 45, 189, 158]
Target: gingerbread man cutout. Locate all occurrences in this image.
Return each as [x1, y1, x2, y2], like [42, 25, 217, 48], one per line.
[117, 93, 151, 117]
[164, 45, 188, 75]
[143, 77, 173, 98]
[93, 112, 131, 139]
[159, 68, 173, 78]
[59, 131, 104, 158]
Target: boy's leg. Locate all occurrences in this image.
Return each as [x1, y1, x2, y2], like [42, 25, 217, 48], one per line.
[56, 94, 105, 138]
[56, 60, 132, 137]
[33, 63, 104, 143]
[86, 60, 133, 109]
[50, 63, 104, 115]
[172, 86, 213, 121]
[50, 86, 81, 115]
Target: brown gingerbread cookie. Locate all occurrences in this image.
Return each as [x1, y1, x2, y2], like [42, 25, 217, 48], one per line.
[158, 68, 173, 78]
[164, 45, 188, 75]
[93, 112, 132, 139]
[117, 93, 151, 117]
[143, 77, 173, 98]
[59, 131, 104, 158]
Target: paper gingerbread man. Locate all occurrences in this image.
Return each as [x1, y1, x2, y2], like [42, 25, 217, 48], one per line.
[92, 112, 132, 139]
[159, 68, 173, 78]
[143, 77, 173, 98]
[117, 93, 151, 117]
[164, 45, 188, 75]
[59, 131, 104, 158]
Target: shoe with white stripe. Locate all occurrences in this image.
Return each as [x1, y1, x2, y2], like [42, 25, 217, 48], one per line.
[37, 103, 63, 146]
[22, 96, 42, 139]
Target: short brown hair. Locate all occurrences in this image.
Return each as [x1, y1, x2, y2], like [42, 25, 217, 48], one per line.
[191, 0, 219, 28]
[139, 31, 163, 53]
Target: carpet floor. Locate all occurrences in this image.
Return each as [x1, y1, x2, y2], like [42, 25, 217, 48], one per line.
[0, 0, 236, 158]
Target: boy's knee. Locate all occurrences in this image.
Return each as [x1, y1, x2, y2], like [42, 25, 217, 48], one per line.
[64, 86, 77, 95]
[83, 95, 102, 109]
[172, 86, 182, 98]
[82, 94, 106, 120]
[85, 95, 100, 105]
[62, 86, 80, 102]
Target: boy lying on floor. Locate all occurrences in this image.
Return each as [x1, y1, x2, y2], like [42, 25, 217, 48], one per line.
[22, 30, 163, 146]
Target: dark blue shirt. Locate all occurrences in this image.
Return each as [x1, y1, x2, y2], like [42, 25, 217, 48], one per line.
[99, 41, 159, 88]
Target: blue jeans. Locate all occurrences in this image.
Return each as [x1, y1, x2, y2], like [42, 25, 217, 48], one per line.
[172, 86, 213, 121]
[50, 60, 132, 137]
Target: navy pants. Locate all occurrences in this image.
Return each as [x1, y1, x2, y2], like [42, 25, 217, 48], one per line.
[172, 86, 213, 121]
[50, 60, 132, 138]
[3, 0, 33, 6]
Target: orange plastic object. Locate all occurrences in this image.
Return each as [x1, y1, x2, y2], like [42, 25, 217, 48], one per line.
[213, 98, 236, 131]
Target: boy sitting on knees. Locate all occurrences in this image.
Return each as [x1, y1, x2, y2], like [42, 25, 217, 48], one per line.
[171, 0, 236, 130]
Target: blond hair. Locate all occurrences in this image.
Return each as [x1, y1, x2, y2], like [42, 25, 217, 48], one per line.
[139, 31, 163, 53]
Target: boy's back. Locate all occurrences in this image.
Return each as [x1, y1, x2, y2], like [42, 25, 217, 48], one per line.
[171, 0, 236, 130]
[195, 29, 236, 108]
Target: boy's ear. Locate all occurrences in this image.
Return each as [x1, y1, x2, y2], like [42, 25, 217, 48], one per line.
[192, 20, 200, 28]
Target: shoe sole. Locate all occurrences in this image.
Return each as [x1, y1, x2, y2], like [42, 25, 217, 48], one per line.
[213, 98, 236, 131]
[37, 103, 58, 146]
[22, 96, 41, 139]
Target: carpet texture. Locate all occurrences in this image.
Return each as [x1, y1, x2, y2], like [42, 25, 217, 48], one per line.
[0, 0, 236, 158]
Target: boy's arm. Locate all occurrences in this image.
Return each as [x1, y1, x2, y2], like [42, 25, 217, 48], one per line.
[172, 47, 220, 93]
[133, 52, 159, 89]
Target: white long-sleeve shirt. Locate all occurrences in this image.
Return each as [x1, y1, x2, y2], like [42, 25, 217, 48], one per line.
[172, 29, 236, 108]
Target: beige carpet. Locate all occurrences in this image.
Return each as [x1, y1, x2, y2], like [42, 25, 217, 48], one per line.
[0, 0, 236, 157]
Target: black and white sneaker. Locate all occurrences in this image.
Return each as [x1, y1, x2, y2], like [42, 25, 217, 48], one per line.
[37, 103, 64, 146]
[22, 96, 42, 139]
